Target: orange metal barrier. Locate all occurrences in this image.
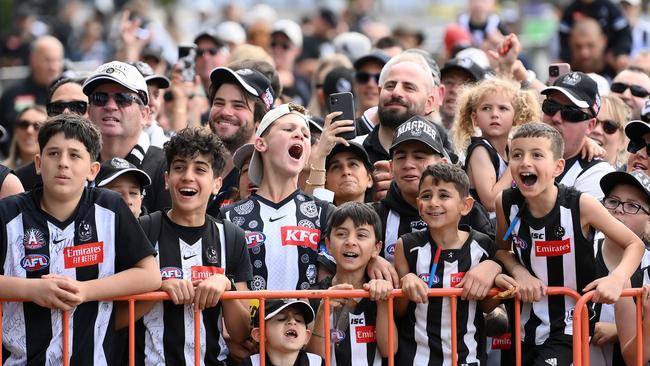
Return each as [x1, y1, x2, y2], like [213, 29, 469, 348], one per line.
[573, 288, 645, 366]
[0, 287, 590, 366]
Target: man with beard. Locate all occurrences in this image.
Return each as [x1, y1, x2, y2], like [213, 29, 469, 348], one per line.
[206, 67, 274, 214]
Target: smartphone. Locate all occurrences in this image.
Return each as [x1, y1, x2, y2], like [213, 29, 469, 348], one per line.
[548, 63, 571, 85]
[328, 92, 356, 140]
[178, 45, 196, 82]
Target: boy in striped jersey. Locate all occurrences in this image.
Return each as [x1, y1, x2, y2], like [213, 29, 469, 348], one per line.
[394, 163, 515, 365]
[495, 122, 644, 366]
[0, 114, 161, 365]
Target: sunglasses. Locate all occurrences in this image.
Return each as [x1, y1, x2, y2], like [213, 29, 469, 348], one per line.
[46, 100, 88, 117]
[355, 71, 381, 84]
[196, 47, 220, 57]
[542, 99, 593, 122]
[611, 82, 650, 98]
[628, 140, 650, 154]
[89, 92, 142, 108]
[271, 41, 291, 50]
[596, 119, 621, 134]
[16, 120, 41, 130]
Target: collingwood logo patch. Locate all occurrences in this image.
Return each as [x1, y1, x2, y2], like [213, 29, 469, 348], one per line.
[78, 220, 93, 242]
[562, 72, 581, 86]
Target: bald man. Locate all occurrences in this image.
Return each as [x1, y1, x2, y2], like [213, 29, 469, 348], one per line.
[0, 35, 64, 155]
[569, 18, 614, 78]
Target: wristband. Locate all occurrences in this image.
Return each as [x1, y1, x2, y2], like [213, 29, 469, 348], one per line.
[306, 179, 325, 186]
[310, 164, 326, 172]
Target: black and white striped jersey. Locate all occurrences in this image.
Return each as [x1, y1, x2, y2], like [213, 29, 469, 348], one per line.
[242, 350, 323, 366]
[221, 190, 334, 291]
[134, 212, 251, 366]
[555, 156, 613, 200]
[502, 184, 597, 345]
[397, 226, 495, 365]
[0, 186, 156, 366]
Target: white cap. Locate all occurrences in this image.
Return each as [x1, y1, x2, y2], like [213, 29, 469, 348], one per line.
[620, 0, 641, 6]
[248, 104, 310, 186]
[216, 21, 246, 45]
[83, 61, 149, 105]
[272, 19, 303, 48]
[333, 32, 372, 63]
[454, 47, 491, 70]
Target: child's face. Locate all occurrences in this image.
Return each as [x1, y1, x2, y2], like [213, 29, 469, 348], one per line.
[165, 153, 221, 215]
[417, 176, 473, 229]
[509, 137, 565, 197]
[391, 141, 444, 200]
[104, 174, 143, 217]
[471, 93, 514, 140]
[238, 156, 256, 200]
[257, 114, 311, 181]
[35, 132, 100, 200]
[604, 185, 650, 238]
[264, 307, 311, 353]
[326, 218, 381, 273]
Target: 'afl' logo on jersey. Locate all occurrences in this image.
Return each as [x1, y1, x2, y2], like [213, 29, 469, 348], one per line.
[21, 254, 49, 271]
[418, 273, 438, 284]
[513, 235, 527, 250]
[23, 228, 46, 250]
[246, 232, 266, 248]
[385, 243, 396, 256]
[160, 266, 183, 279]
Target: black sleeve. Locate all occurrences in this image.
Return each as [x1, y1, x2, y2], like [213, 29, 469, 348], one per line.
[558, 7, 574, 62]
[225, 222, 253, 284]
[115, 198, 156, 272]
[240, 356, 254, 366]
[607, 3, 632, 56]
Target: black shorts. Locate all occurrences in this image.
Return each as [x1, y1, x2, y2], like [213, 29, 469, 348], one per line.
[521, 335, 573, 366]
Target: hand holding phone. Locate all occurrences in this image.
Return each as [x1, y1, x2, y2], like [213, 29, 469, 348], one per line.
[178, 45, 196, 82]
[548, 63, 571, 86]
[328, 92, 356, 140]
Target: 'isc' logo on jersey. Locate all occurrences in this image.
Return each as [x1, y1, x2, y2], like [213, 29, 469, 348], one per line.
[21, 254, 49, 271]
[161, 266, 183, 279]
[281, 226, 320, 249]
[245, 232, 266, 248]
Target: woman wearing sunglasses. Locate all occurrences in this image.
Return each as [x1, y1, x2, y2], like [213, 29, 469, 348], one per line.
[3, 105, 47, 170]
[588, 95, 631, 168]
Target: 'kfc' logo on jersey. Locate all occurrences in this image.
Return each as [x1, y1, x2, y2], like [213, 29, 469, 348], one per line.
[535, 239, 571, 257]
[191, 265, 224, 281]
[281, 226, 320, 249]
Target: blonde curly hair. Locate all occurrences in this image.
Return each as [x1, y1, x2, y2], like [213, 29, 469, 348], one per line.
[452, 77, 541, 155]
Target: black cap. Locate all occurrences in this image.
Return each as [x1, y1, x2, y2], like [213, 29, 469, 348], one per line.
[353, 52, 391, 70]
[193, 29, 226, 47]
[141, 45, 164, 63]
[390, 116, 447, 158]
[253, 299, 315, 327]
[96, 157, 151, 190]
[625, 119, 650, 143]
[600, 170, 650, 202]
[541, 72, 601, 117]
[209, 67, 275, 111]
[323, 67, 354, 102]
[129, 61, 170, 89]
[441, 57, 486, 82]
[326, 141, 372, 171]
[232, 144, 255, 171]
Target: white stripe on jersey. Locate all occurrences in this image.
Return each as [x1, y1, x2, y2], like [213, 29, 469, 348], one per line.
[258, 201, 300, 290]
[560, 206, 577, 338]
[528, 226, 550, 345]
[412, 244, 432, 365]
[215, 222, 229, 360]
[462, 241, 488, 364]
[143, 239, 165, 365]
[384, 210, 399, 264]
[440, 257, 458, 366]
[346, 312, 382, 366]
[180, 237, 206, 366]
[2, 214, 27, 366]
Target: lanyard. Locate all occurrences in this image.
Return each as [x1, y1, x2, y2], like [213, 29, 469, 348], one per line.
[428, 246, 443, 288]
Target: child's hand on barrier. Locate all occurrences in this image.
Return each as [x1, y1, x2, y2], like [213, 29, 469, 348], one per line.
[364, 279, 393, 301]
[585, 273, 625, 304]
[326, 283, 355, 309]
[492, 274, 518, 299]
[512, 267, 546, 303]
[31, 275, 82, 311]
[193, 274, 231, 310]
[642, 285, 650, 314]
[367, 256, 400, 288]
[592, 322, 618, 346]
[161, 278, 195, 305]
[457, 260, 502, 300]
[400, 273, 429, 304]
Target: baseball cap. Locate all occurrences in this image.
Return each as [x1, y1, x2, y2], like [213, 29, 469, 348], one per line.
[129, 61, 170, 89]
[193, 28, 226, 47]
[209, 67, 275, 111]
[441, 57, 486, 82]
[541, 72, 601, 117]
[625, 120, 650, 143]
[444, 24, 472, 55]
[96, 157, 151, 191]
[272, 19, 303, 48]
[390, 116, 447, 158]
[322, 67, 354, 102]
[333, 32, 372, 63]
[353, 52, 391, 70]
[83, 61, 149, 105]
[216, 21, 246, 46]
[249, 103, 311, 186]
[600, 170, 650, 202]
[232, 143, 255, 171]
[253, 299, 315, 327]
[326, 141, 372, 171]
[620, 0, 641, 6]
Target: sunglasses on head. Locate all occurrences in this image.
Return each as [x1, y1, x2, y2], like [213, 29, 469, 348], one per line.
[196, 47, 220, 57]
[596, 119, 621, 134]
[628, 140, 650, 154]
[89, 92, 142, 108]
[46, 100, 88, 117]
[611, 82, 650, 98]
[271, 41, 291, 50]
[542, 99, 593, 122]
[16, 120, 41, 130]
[355, 71, 381, 84]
